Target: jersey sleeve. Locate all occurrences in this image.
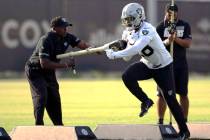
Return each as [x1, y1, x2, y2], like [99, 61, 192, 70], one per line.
[121, 30, 128, 40]
[67, 33, 81, 47]
[38, 37, 51, 59]
[112, 34, 152, 58]
[183, 22, 192, 39]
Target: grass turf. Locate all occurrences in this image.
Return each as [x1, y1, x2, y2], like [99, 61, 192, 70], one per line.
[0, 78, 210, 132]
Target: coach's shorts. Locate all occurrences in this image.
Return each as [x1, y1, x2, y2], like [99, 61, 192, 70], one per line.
[157, 67, 189, 96]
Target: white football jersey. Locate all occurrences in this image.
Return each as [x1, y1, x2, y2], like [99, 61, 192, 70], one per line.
[113, 21, 172, 69]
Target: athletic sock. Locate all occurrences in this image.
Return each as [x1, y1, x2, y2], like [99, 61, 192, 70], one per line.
[158, 118, 164, 124]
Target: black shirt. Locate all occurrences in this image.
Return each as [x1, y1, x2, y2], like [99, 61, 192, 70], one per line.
[28, 31, 80, 68]
[156, 19, 192, 68]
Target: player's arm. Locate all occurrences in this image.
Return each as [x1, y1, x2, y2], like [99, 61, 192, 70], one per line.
[106, 36, 151, 59]
[121, 30, 132, 61]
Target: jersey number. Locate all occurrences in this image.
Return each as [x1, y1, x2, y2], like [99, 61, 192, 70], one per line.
[141, 46, 154, 57]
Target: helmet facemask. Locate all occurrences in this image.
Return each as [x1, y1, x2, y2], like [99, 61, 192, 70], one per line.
[122, 16, 135, 27]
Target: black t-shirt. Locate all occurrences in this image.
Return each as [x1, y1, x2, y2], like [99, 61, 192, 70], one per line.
[156, 19, 192, 68]
[28, 31, 80, 67]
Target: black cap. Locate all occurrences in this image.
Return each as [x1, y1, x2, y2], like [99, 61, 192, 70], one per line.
[50, 16, 72, 28]
[165, 3, 178, 12]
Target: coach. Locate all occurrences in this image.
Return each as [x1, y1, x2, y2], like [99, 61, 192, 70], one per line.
[25, 16, 89, 125]
[156, 4, 192, 124]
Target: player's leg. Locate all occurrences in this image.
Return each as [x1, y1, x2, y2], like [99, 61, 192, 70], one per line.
[46, 81, 63, 125]
[156, 64, 177, 125]
[180, 95, 189, 122]
[156, 87, 167, 124]
[175, 67, 189, 122]
[122, 62, 152, 102]
[153, 64, 190, 137]
[122, 62, 154, 117]
[25, 66, 47, 125]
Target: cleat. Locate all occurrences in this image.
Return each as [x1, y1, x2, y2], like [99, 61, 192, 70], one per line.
[179, 130, 190, 140]
[139, 99, 154, 117]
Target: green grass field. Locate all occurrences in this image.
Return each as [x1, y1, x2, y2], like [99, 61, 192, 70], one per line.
[0, 78, 210, 132]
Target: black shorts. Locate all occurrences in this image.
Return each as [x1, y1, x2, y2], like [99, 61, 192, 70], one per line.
[157, 66, 188, 96]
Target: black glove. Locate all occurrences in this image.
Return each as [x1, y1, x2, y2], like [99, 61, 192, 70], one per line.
[168, 21, 176, 34]
[109, 40, 127, 51]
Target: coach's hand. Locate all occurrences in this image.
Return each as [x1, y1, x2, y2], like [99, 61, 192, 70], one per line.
[168, 22, 176, 34]
[105, 49, 115, 59]
[168, 32, 177, 43]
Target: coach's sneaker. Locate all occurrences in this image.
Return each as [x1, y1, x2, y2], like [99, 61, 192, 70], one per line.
[179, 130, 190, 140]
[139, 99, 154, 117]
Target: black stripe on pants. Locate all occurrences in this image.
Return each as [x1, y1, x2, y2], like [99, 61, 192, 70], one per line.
[153, 64, 188, 133]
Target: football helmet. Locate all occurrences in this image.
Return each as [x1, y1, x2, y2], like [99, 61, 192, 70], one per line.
[121, 3, 145, 30]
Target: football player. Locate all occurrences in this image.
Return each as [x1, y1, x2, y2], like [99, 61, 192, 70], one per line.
[105, 3, 190, 139]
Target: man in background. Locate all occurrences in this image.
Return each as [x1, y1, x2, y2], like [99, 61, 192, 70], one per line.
[25, 16, 89, 125]
[156, 4, 192, 124]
